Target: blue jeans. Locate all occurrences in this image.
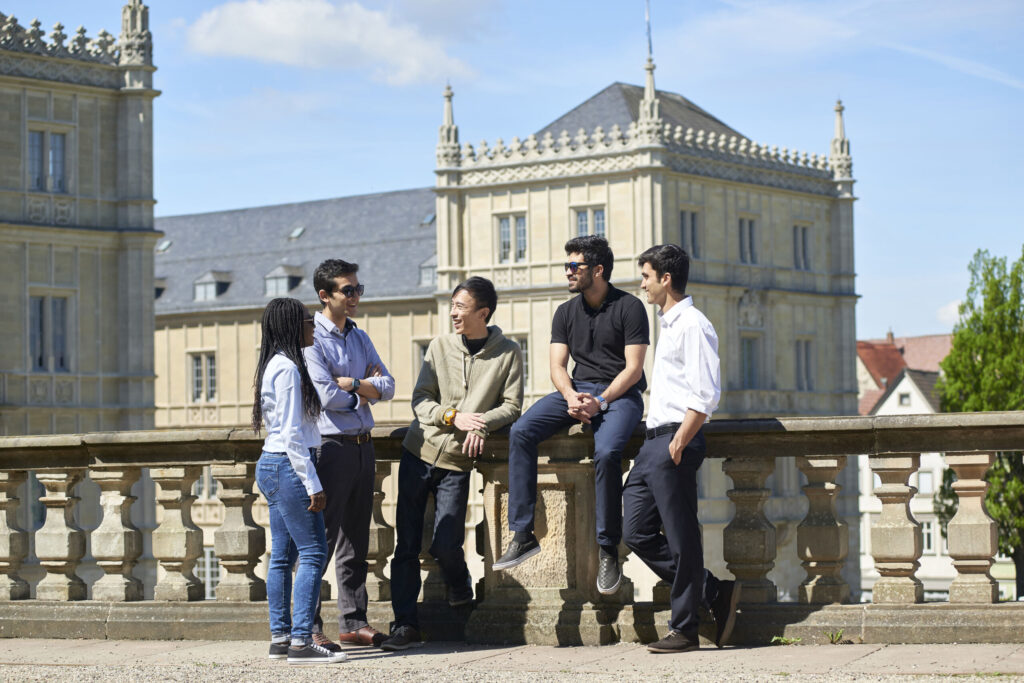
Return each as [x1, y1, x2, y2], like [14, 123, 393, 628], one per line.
[391, 449, 472, 629]
[508, 381, 644, 548]
[257, 450, 328, 640]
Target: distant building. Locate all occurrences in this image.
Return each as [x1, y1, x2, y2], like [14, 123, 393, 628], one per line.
[855, 332, 1015, 600]
[0, 2, 159, 435]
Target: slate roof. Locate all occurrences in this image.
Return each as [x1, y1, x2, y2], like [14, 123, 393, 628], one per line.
[154, 188, 437, 316]
[536, 82, 744, 141]
[870, 369, 942, 415]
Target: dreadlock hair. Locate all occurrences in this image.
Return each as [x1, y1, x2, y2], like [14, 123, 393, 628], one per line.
[251, 297, 322, 433]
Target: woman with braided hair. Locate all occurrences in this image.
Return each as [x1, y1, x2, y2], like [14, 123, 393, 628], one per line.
[252, 297, 346, 665]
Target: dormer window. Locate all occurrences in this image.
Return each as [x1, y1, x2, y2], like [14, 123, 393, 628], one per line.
[419, 255, 437, 288]
[264, 265, 304, 296]
[194, 271, 232, 301]
[154, 277, 166, 300]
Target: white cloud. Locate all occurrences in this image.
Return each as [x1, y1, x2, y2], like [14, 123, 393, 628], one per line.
[186, 0, 473, 85]
[937, 299, 962, 327]
[884, 43, 1024, 91]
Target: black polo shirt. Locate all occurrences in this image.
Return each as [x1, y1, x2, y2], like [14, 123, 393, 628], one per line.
[551, 284, 649, 391]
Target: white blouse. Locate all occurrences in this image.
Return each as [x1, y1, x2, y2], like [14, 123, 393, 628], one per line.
[261, 353, 323, 495]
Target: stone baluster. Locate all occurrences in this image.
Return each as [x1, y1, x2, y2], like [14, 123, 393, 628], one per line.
[365, 458, 394, 602]
[869, 454, 923, 603]
[946, 452, 999, 603]
[212, 464, 266, 601]
[795, 456, 849, 603]
[0, 470, 29, 599]
[34, 468, 87, 600]
[722, 457, 777, 602]
[90, 467, 144, 601]
[150, 467, 204, 601]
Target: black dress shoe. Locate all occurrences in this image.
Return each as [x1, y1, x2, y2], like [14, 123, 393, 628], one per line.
[493, 535, 540, 570]
[647, 630, 700, 653]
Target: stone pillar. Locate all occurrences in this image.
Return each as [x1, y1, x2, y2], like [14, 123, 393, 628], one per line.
[722, 456, 776, 603]
[795, 456, 850, 604]
[90, 467, 144, 601]
[365, 458, 394, 602]
[34, 469, 87, 600]
[0, 470, 29, 599]
[212, 464, 266, 601]
[869, 454, 923, 604]
[946, 452, 999, 603]
[150, 466, 204, 601]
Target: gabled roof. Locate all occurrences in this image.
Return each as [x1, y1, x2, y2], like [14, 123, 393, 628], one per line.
[857, 340, 907, 389]
[154, 188, 436, 316]
[870, 368, 942, 415]
[536, 82, 744, 141]
[865, 334, 952, 373]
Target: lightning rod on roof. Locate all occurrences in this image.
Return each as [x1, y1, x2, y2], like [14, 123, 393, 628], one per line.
[645, 0, 653, 60]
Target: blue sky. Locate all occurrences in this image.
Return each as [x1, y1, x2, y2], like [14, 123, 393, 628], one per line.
[8, 0, 1023, 339]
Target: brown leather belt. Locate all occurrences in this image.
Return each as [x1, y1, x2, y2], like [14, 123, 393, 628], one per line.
[325, 432, 372, 445]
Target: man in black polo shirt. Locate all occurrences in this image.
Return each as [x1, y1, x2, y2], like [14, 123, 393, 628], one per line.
[493, 235, 648, 594]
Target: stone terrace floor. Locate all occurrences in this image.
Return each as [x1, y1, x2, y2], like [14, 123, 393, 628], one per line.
[1, 640, 1024, 681]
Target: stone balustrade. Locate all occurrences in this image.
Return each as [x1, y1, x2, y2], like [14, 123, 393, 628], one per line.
[0, 412, 1022, 644]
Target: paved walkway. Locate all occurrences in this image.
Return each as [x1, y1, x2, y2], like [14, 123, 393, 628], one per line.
[1, 639, 1023, 681]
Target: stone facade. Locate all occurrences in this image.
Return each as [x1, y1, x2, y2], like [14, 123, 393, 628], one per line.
[0, 2, 159, 436]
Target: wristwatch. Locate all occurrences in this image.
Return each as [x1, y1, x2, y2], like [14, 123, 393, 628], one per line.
[597, 395, 609, 412]
[443, 408, 458, 426]
[352, 378, 361, 391]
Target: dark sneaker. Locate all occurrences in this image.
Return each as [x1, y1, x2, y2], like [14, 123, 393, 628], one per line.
[287, 642, 348, 664]
[710, 580, 742, 648]
[448, 577, 474, 607]
[492, 535, 541, 570]
[268, 641, 289, 660]
[312, 632, 342, 652]
[596, 550, 621, 595]
[380, 625, 424, 651]
[647, 630, 700, 654]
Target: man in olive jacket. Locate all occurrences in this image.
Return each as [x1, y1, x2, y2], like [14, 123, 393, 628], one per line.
[380, 277, 524, 651]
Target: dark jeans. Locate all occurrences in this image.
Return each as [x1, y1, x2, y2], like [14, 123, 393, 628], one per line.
[623, 428, 720, 636]
[313, 436, 375, 634]
[508, 381, 644, 548]
[391, 449, 472, 629]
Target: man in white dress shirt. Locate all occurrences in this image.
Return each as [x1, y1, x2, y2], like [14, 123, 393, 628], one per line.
[624, 244, 741, 654]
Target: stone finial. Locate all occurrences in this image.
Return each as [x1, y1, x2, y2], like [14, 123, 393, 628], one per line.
[830, 99, 853, 180]
[48, 22, 68, 55]
[436, 84, 461, 166]
[118, 0, 152, 66]
[93, 29, 116, 59]
[524, 133, 539, 155]
[635, 57, 663, 144]
[573, 128, 588, 150]
[24, 18, 44, 53]
[556, 129, 571, 150]
[71, 26, 89, 55]
[0, 15, 20, 49]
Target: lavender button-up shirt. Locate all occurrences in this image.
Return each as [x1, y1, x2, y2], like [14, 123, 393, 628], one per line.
[304, 311, 395, 436]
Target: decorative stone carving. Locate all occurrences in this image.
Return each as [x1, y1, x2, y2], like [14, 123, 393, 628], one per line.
[365, 458, 394, 602]
[29, 379, 49, 403]
[150, 466, 204, 601]
[795, 456, 849, 604]
[55, 380, 74, 403]
[54, 200, 73, 226]
[89, 467, 143, 601]
[118, 0, 152, 67]
[946, 452, 999, 603]
[27, 197, 49, 224]
[211, 464, 266, 601]
[722, 456, 776, 602]
[869, 454, 923, 604]
[34, 469, 87, 600]
[0, 470, 29, 600]
[738, 289, 765, 328]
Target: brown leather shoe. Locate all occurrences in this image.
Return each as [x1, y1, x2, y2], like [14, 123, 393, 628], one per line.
[337, 625, 386, 647]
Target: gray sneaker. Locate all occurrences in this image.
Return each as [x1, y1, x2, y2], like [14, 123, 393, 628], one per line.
[380, 625, 424, 651]
[493, 535, 540, 570]
[596, 550, 621, 594]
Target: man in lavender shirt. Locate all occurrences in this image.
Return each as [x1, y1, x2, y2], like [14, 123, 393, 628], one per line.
[305, 258, 395, 649]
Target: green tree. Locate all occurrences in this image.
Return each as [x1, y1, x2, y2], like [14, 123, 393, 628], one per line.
[934, 246, 1024, 598]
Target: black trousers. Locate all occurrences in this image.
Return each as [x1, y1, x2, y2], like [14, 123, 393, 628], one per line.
[312, 435, 375, 634]
[623, 428, 720, 636]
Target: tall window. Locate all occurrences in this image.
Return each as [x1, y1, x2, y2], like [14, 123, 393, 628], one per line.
[793, 225, 811, 271]
[917, 470, 934, 495]
[29, 131, 45, 191]
[795, 339, 813, 391]
[27, 131, 66, 193]
[741, 336, 760, 389]
[680, 210, 700, 259]
[739, 217, 757, 264]
[190, 353, 216, 401]
[574, 207, 606, 238]
[197, 546, 220, 600]
[921, 520, 934, 553]
[497, 215, 527, 264]
[29, 294, 70, 372]
[514, 335, 530, 386]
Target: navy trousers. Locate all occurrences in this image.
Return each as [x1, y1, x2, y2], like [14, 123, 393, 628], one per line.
[623, 428, 720, 636]
[507, 381, 644, 548]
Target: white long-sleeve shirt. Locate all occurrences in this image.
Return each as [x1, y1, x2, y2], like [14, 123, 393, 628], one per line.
[261, 353, 323, 495]
[646, 296, 721, 429]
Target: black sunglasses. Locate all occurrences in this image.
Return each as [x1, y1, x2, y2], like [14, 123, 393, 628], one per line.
[338, 284, 364, 297]
[564, 261, 594, 274]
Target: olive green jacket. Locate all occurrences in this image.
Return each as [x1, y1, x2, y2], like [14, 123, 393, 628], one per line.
[402, 327, 524, 472]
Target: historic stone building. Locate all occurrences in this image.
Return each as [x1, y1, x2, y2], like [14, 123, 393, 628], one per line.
[153, 57, 861, 600]
[0, 2, 159, 435]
